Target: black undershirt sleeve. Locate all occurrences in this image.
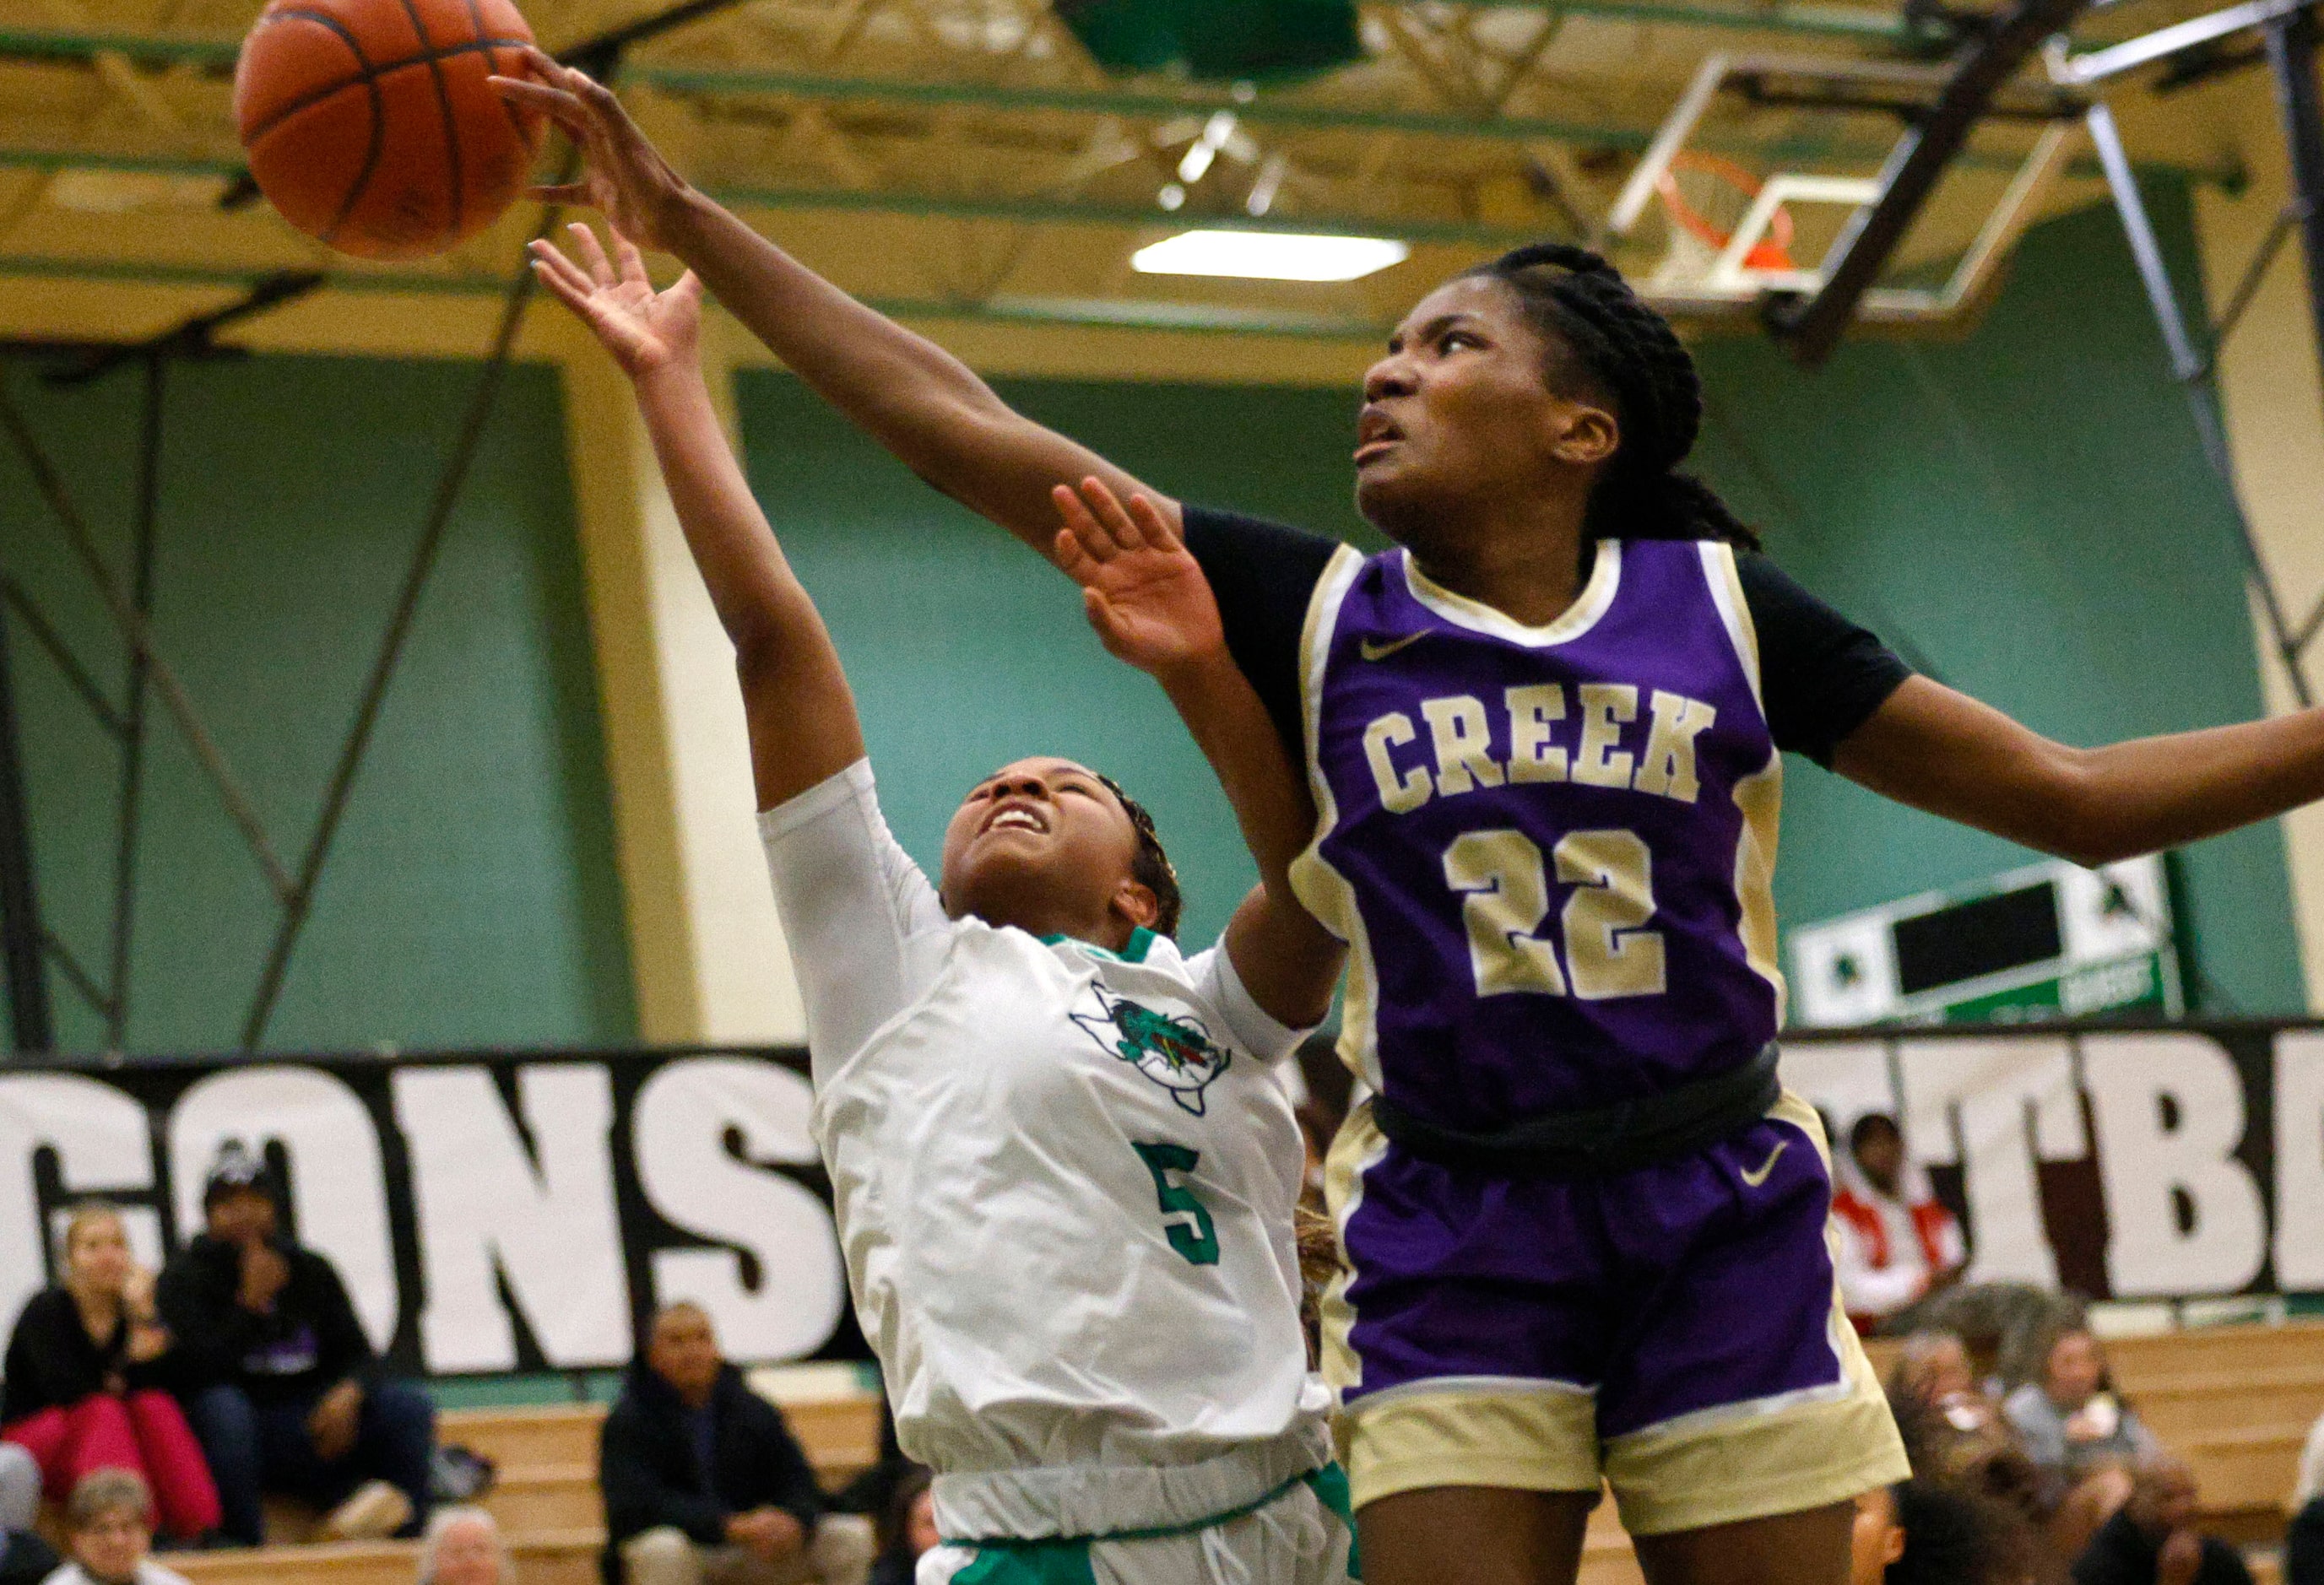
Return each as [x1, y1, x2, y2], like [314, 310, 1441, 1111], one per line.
[1180, 505, 1340, 762]
[1736, 552, 1914, 767]
[1178, 507, 1910, 772]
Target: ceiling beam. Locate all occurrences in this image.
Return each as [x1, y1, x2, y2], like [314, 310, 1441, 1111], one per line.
[0, 251, 1397, 338]
[0, 0, 1924, 80]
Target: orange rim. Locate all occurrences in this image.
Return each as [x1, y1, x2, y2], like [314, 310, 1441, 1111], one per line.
[1653, 151, 1796, 270]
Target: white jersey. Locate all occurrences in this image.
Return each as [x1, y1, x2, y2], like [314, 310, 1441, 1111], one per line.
[760, 761, 1332, 1542]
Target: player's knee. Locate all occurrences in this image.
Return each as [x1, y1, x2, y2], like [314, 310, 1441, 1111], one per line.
[621, 1525, 702, 1585]
[811, 1513, 875, 1585]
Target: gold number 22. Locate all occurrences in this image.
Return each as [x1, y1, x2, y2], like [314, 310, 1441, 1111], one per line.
[1441, 828, 1666, 1000]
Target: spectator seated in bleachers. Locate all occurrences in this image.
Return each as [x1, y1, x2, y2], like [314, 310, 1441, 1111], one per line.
[1907, 1281, 2090, 1400]
[865, 1470, 932, 1585]
[0, 1446, 39, 1536]
[2072, 1456, 2252, 1585]
[601, 1302, 873, 1585]
[1832, 1112, 1968, 1334]
[0, 1444, 45, 1583]
[0, 1204, 219, 1543]
[0, 1526, 56, 1585]
[2288, 1410, 2323, 1585]
[2007, 1327, 2159, 1480]
[155, 1145, 435, 1546]
[42, 1469, 191, 1585]
[418, 1507, 511, 1585]
[1890, 1325, 2132, 1563]
[1850, 1478, 2049, 1585]
[0, 1447, 55, 1585]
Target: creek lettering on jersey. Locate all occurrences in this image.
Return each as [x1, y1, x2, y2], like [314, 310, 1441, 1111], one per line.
[1360, 684, 1718, 814]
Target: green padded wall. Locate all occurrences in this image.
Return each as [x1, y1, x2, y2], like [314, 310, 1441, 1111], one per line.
[0, 354, 635, 1053]
[1692, 184, 2302, 1014]
[742, 181, 2304, 1013]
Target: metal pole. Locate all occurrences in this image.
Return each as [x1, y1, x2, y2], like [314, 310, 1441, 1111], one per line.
[2090, 100, 2314, 706]
[105, 354, 163, 1048]
[2264, 7, 2324, 392]
[0, 602, 51, 1052]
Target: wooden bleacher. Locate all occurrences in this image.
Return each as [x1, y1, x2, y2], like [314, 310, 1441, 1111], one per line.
[165, 1321, 2319, 1584]
[172, 1395, 885, 1585]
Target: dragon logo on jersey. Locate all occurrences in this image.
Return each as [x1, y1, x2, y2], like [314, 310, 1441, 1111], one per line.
[1070, 987, 1232, 1116]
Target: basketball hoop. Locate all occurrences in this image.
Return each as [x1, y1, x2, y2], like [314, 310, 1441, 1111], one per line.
[1652, 152, 1797, 282]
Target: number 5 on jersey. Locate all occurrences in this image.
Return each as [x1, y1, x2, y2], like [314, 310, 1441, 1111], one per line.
[1444, 827, 1666, 1000]
[1131, 1142, 1220, 1266]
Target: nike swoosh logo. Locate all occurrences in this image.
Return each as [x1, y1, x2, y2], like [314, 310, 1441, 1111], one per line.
[1359, 631, 1429, 662]
[1740, 1139, 1789, 1187]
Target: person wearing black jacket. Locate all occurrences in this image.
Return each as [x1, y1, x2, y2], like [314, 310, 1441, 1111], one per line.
[603, 1303, 872, 1585]
[154, 1148, 436, 1546]
[2072, 1458, 2255, 1585]
[0, 1204, 218, 1540]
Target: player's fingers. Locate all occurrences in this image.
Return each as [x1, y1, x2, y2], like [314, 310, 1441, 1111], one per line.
[610, 229, 651, 286]
[525, 237, 592, 295]
[488, 75, 582, 128]
[1126, 491, 1179, 550]
[527, 181, 594, 207]
[1052, 485, 1119, 563]
[1052, 527, 1094, 582]
[527, 252, 593, 316]
[669, 271, 705, 309]
[568, 223, 617, 288]
[1076, 477, 1146, 553]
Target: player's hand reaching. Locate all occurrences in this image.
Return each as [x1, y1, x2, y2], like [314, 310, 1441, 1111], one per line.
[1053, 477, 1225, 679]
[530, 223, 702, 380]
[490, 47, 688, 249]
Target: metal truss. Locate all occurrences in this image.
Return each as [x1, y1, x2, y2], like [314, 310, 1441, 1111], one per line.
[0, 8, 690, 1055]
[0, 0, 2241, 332]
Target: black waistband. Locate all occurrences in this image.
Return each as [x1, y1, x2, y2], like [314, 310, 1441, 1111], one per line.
[1368, 1043, 1783, 1179]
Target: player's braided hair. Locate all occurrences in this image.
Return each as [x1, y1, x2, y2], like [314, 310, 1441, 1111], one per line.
[1465, 242, 1760, 552]
[1092, 771, 1184, 938]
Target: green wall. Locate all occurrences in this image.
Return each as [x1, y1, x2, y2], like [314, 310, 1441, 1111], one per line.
[1693, 185, 2301, 1014]
[0, 354, 635, 1053]
[738, 376, 1376, 950]
[743, 180, 2305, 1013]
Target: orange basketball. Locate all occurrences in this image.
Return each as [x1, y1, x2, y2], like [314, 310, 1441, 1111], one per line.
[234, 0, 547, 261]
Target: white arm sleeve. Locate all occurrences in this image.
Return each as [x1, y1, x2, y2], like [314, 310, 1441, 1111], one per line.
[759, 760, 951, 1083]
[1188, 938, 1313, 1065]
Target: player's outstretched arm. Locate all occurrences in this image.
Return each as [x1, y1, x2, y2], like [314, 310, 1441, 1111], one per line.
[492, 51, 1171, 559]
[533, 222, 864, 812]
[1835, 673, 2324, 866]
[1053, 479, 1343, 1030]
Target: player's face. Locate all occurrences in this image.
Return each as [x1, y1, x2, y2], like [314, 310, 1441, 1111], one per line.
[940, 758, 1150, 939]
[1354, 275, 1614, 546]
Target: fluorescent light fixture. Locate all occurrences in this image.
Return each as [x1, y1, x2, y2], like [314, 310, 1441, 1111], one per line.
[1131, 230, 1410, 283]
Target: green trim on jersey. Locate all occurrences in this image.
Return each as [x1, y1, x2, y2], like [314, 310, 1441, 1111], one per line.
[945, 1465, 1339, 1550]
[1038, 926, 1157, 964]
[950, 1541, 1099, 1585]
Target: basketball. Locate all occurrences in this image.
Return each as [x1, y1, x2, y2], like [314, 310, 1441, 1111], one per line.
[233, 0, 546, 261]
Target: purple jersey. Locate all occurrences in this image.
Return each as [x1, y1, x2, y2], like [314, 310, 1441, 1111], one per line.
[1291, 537, 1785, 1130]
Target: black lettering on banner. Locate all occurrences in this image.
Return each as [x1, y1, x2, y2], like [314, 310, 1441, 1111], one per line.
[0, 1049, 851, 1377]
[1, 1030, 2318, 1390]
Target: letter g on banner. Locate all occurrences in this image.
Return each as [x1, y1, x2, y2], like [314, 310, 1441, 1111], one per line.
[2083, 1033, 2266, 1297]
[635, 1058, 843, 1361]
